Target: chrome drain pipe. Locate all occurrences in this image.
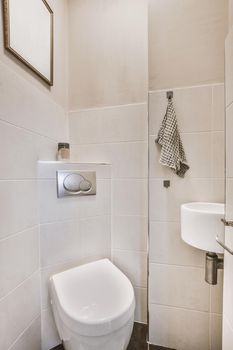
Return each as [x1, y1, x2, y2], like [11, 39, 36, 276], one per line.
[205, 252, 223, 285]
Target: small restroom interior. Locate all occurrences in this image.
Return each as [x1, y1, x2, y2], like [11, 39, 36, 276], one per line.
[1, 0, 233, 350]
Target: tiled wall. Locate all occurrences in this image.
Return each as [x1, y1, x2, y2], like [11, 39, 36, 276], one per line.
[0, 1, 68, 349]
[223, 23, 233, 349]
[69, 103, 148, 323]
[148, 84, 225, 349]
[38, 162, 111, 350]
[0, 63, 68, 350]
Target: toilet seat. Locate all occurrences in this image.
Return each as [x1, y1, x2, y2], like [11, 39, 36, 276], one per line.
[50, 259, 135, 337]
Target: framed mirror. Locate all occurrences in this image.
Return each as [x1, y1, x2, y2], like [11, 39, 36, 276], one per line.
[2, 0, 54, 86]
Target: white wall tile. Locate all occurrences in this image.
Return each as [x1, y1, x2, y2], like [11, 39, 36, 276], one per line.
[210, 314, 222, 350]
[0, 227, 39, 298]
[37, 161, 111, 180]
[149, 264, 209, 312]
[41, 308, 60, 350]
[134, 287, 147, 324]
[149, 86, 212, 135]
[0, 121, 37, 180]
[212, 84, 225, 131]
[0, 272, 40, 350]
[150, 131, 216, 179]
[0, 62, 68, 141]
[80, 215, 111, 259]
[181, 132, 212, 178]
[39, 179, 110, 223]
[212, 178, 225, 203]
[38, 180, 77, 223]
[9, 317, 41, 350]
[149, 178, 213, 222]
[225, 28, 233, 107]
[226, 179, 233, 220]
[112, 215, 148, 252]
[0, 180, 38, 239]
[41, 259, 85, 309]
[40, 221, 83, 268]
[113, 249, 147, 288]
[149, 221, 205, 267]
[212, 132, 225, 179]
[149, 304, 209, 350]
[75, 179, 111, 219]
[69, 103, 147, 144]
[112, 179, 147, 217]
[210, 269, 223, 315]
[226, 103, 233, 178]
[71, 142, 148, 179]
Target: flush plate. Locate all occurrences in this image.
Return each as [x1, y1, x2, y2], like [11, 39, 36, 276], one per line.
[57, 170, 96, 198]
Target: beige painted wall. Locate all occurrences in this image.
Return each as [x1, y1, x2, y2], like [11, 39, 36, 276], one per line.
[68, 0, 148, 109]
[149, 0, 228, 90]
[0, 0, 69, 108]
[229, 0, 233, 29]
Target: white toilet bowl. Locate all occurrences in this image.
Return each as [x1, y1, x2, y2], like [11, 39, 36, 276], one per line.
[49, 259, 135, 350]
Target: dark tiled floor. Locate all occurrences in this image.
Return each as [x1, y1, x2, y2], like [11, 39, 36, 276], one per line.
[50, 322, 174, 350]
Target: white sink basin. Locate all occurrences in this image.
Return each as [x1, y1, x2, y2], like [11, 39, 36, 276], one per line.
[181, 202, 225, 254]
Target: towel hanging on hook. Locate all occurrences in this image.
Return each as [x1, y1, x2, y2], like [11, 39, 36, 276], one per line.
[155, 92, 190, 178]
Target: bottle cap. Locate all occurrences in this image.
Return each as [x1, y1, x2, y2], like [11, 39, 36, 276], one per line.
[58, 143, 70, 150]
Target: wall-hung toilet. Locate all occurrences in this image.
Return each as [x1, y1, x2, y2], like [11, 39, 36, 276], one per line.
[49, 259, 135, 350]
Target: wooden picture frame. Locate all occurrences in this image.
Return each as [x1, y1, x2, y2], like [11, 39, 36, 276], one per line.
[2, 0, 54, 86]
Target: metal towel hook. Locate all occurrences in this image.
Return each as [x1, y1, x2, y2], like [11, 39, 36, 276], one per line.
[166, 91, 173, 100]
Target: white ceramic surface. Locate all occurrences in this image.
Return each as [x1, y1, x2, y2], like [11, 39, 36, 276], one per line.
[181, 202, 225, 253]
[50, 259, 135, 350]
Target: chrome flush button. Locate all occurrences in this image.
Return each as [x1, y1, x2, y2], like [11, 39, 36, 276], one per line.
[63, 174, 85, 192]
[57, 171, 96, 198]
[80, 179, 92, 192]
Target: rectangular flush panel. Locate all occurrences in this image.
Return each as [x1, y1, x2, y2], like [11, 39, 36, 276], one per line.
[57, 170, 96, 198]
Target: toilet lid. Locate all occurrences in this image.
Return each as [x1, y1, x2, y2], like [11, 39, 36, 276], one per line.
[50, 259, 135, 336]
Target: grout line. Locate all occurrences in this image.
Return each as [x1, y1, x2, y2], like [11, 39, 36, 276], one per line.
[7, 314, 41, 350]
[39, 214, 112, 226]
[149, 261, 205, 269]
[112, 247, 148, 253]
[0, 178, 38, 182]
[148, 82, 224, 94]
[68, 101, 147, 114]
[0, 115, 60, 143]
[71, 139, 148, 146]
[149, 302, 210, 314]
[149, 130, 224, 137]
[0, 269, 40, 303]
[0, 225, 38, 243]
[149, 176, 224, 180]
[40, 255, 84, 272]
[226, 99, 233, 110]
[0, 59, 68, 112]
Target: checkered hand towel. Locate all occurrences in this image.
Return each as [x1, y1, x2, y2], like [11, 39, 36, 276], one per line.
[155, 100, 189, 178]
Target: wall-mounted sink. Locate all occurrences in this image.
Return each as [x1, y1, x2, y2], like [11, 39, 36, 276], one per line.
[181, 202, 225, 254]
